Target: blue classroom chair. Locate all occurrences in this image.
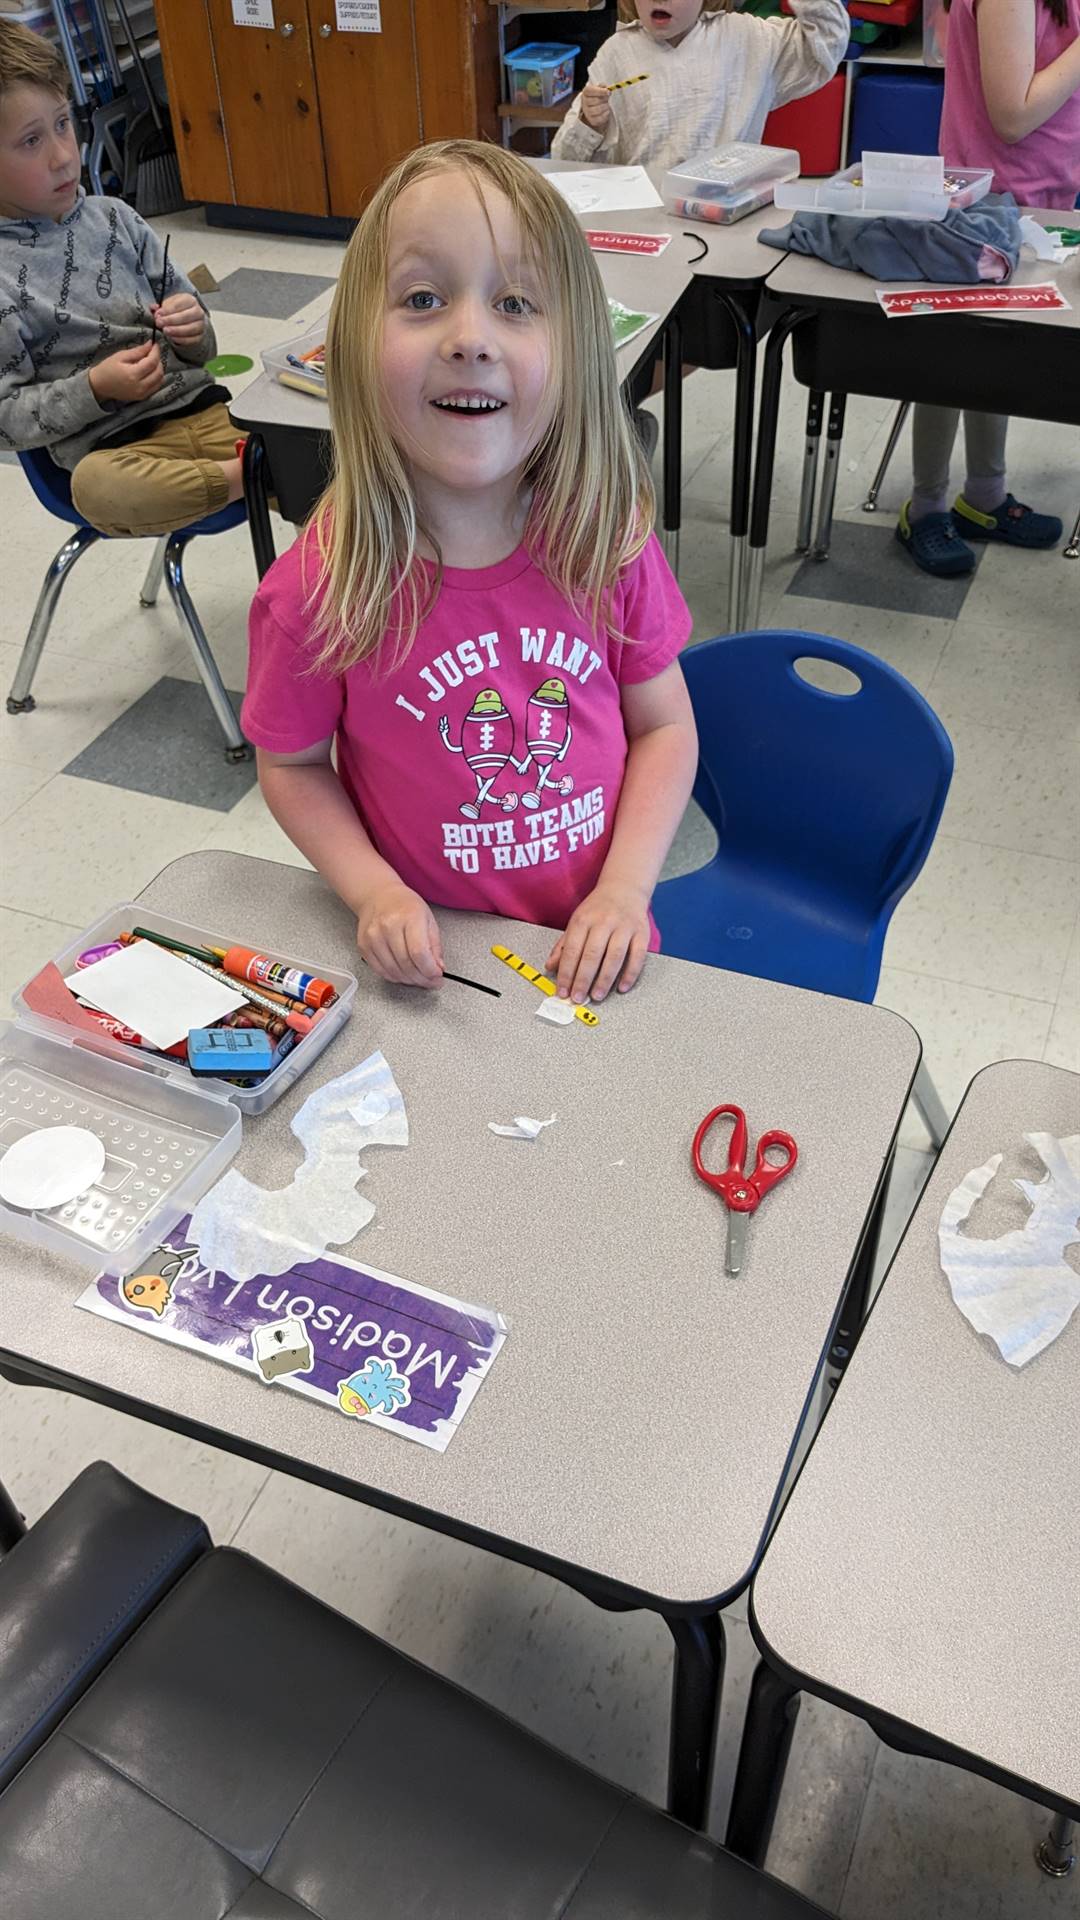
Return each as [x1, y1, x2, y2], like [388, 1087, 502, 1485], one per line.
[7, 449, 250, 762]
[654, 629, 954, 1143]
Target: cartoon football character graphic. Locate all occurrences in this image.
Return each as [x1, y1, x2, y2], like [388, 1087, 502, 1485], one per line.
[439, 689, 520, 819]
[121, 1241, 196, 1317]
[516, 678, 574, 810]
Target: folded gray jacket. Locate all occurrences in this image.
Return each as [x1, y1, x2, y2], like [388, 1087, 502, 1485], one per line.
[759, 197, 1022, 283]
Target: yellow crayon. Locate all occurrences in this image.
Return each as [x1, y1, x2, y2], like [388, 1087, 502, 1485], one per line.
[606, 72, 650, 92]
[490, 946, 600, 1027]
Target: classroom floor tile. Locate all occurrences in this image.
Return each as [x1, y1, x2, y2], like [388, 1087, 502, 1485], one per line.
[62, 676, 257, 811]
[0, 774, 223, 926]
[884, 833, 1079, 1003]
[785, 518, 986, 619]
[204, 267, 336, 319]
[0, 903, 80, 1007]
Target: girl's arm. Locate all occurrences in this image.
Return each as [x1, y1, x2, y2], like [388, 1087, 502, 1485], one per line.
[548, 660, 698, 1004]
[256, 743, 444, 989]
[976, 0, 1080, 143]
[551, 42, 624, 163]
[763, 0, 851, 111]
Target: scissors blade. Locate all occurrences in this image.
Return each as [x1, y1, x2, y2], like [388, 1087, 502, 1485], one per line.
[726, 1210, 748, 1277]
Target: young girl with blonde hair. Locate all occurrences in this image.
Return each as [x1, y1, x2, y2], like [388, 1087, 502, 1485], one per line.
[244, 141, 697, 1006]
[553, 0, 850, 171]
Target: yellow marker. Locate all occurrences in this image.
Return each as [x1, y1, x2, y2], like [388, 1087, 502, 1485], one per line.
[491, 945, 600, 1027]
[606, 72, 649, 92]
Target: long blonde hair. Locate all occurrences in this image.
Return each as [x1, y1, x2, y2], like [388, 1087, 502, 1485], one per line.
[307, 139, 653, 674]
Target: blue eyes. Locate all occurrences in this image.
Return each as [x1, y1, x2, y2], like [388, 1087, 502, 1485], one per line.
[402, 290, 538, 318]
[21, 118, 71, 150]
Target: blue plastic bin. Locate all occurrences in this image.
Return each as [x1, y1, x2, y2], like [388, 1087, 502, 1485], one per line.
[849, 69, 945, 163]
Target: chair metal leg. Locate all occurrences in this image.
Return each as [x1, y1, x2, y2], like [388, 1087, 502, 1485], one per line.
[7, 524, 100, 713]
[912, 1059, 949, 1150]
[796, 391, 824, 553]
[1064, 504, 1080, 559]
[862, 399, 910, 513]
[139, 536, 168, 606]
[811, 393, 847, 561]
[1036, 1813, 1076, 1877]
[163, 533, 250, 761]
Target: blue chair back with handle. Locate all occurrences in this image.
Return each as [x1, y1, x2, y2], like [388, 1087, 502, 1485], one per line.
[17, 447, 246, 539]
[654, 630, 953, 1003]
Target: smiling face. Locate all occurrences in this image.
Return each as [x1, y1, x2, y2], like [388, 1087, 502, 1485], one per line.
[380, 169, 553, 530]
[633, 0, 704, 43]
[0, 84, 79, 222]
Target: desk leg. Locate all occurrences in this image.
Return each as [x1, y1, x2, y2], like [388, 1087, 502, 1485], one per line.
[242, 432, 277, 581]
[1037, 1813, 1076, 1877]
[746, 308, 807, 631]
[662, 310, 683, 574]
[0, 1474, 26, 1554]
[796, 392, 824, 553]
[726, 1658, 801, 1868]
[712, 290, 757, 633]
[827, 1151, 893, 1383]
[1064, 503, 1080, 559]
[811, 392, 847, 562]
[666, 1609, 725, 1830]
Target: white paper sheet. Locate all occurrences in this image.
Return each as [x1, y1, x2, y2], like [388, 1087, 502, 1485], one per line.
[547, 167, 663, 215]
[938, 1132, 1080, 1368]
[65, 943, 245, 1050]
[231, 0, 274, 26]
[336, 0, 380, 28]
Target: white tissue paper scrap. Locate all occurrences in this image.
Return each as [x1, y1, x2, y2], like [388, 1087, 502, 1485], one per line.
[938, 1132, 1080, 1368]
[536, 997, 577, 1026]
[488, 1115, 556, 1141]
[190, 1051, 407, 1282]
[1019, 216, 1071, 264]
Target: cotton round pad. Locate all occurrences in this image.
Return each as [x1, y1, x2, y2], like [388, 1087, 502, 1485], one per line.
[0, 1126, 106, 1211]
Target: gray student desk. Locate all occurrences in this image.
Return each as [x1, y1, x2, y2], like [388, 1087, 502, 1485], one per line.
[743, 207, 1080, 626]
[0, 849, 920, 1834]
[230, 222, 698, 582]
[533, 161, 793, 618]
[727, 1058, 1080, 1871]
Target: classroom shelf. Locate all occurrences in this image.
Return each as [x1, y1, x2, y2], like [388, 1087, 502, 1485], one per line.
[497, 100, 570, 124]
[852, 24, 927, 67]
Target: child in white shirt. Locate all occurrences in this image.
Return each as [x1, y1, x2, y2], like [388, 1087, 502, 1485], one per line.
[553, 0, 850, 172]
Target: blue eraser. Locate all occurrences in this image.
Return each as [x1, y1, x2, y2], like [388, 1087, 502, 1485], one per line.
[188, 1026, 275, 1075]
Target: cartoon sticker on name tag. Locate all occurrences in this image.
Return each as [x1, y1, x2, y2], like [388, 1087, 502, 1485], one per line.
[121, 1242, 198, 1317]
[252, 1316, 314, 1382]
[338, 1356, 411, 1420]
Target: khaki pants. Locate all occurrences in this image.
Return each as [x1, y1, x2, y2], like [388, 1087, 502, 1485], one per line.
[70, 402, 241, 537]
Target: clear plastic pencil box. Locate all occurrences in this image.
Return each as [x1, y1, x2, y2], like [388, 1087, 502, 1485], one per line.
[1, 905, 356, 1273]
[260, 320, 327, 388]
[773, 161, 993, 222]
[661, 144, 800, 225]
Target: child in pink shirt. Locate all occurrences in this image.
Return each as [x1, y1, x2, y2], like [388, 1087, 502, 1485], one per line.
[244, 141, 697, 1006]
[897, 0, 1080, 576]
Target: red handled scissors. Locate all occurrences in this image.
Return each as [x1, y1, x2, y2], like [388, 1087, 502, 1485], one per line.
[692, 1104, 798, 1277]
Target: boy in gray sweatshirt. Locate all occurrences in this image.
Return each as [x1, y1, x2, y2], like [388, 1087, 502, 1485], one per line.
[0, 19, 242, 536]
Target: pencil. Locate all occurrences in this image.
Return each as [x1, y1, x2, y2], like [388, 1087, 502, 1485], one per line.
[606, 72, 649, 92]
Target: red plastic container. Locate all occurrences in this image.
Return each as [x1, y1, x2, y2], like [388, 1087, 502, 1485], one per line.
[763, 73, 846, 178]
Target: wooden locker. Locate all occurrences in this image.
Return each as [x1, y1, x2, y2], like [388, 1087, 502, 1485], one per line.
[307, 2, 421, 219]
[202, 0, 329, 215]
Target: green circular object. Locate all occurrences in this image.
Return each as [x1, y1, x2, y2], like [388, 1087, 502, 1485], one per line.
[205, 353, 254, 376]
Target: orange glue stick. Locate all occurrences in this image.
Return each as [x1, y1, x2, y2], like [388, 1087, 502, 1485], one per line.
[212, 946, 336, 1009]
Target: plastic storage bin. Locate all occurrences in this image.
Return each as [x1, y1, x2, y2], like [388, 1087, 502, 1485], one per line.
[849, 68, 944, 163]
[504, 42, 578, 108]
[774, 160, 992, 221]
[13, 905, 358, 1119]
[0, 1020, 240, 1274]
[763, 73, 846, 177]
[261, 320, 326, 397]
[661, 143, 800, 225]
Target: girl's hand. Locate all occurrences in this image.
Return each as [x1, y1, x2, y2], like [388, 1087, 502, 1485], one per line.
[547, 882, 651, 1004]
[357, 883, 444, 989]
[152, 292, 206, 348]
[580, 82, 613, 133]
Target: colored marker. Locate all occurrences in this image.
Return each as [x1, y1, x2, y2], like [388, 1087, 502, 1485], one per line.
[490, 945, 599, 1026]
[128, 927, 220, 966]
[606, 72, 649, 92]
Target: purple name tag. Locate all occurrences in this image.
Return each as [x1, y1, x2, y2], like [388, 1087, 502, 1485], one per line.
[78, 1217, 507, 1451]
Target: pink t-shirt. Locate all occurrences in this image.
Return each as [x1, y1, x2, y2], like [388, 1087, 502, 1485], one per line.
[939, 0, 1080, 207]
[243, 531, 692, 937]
